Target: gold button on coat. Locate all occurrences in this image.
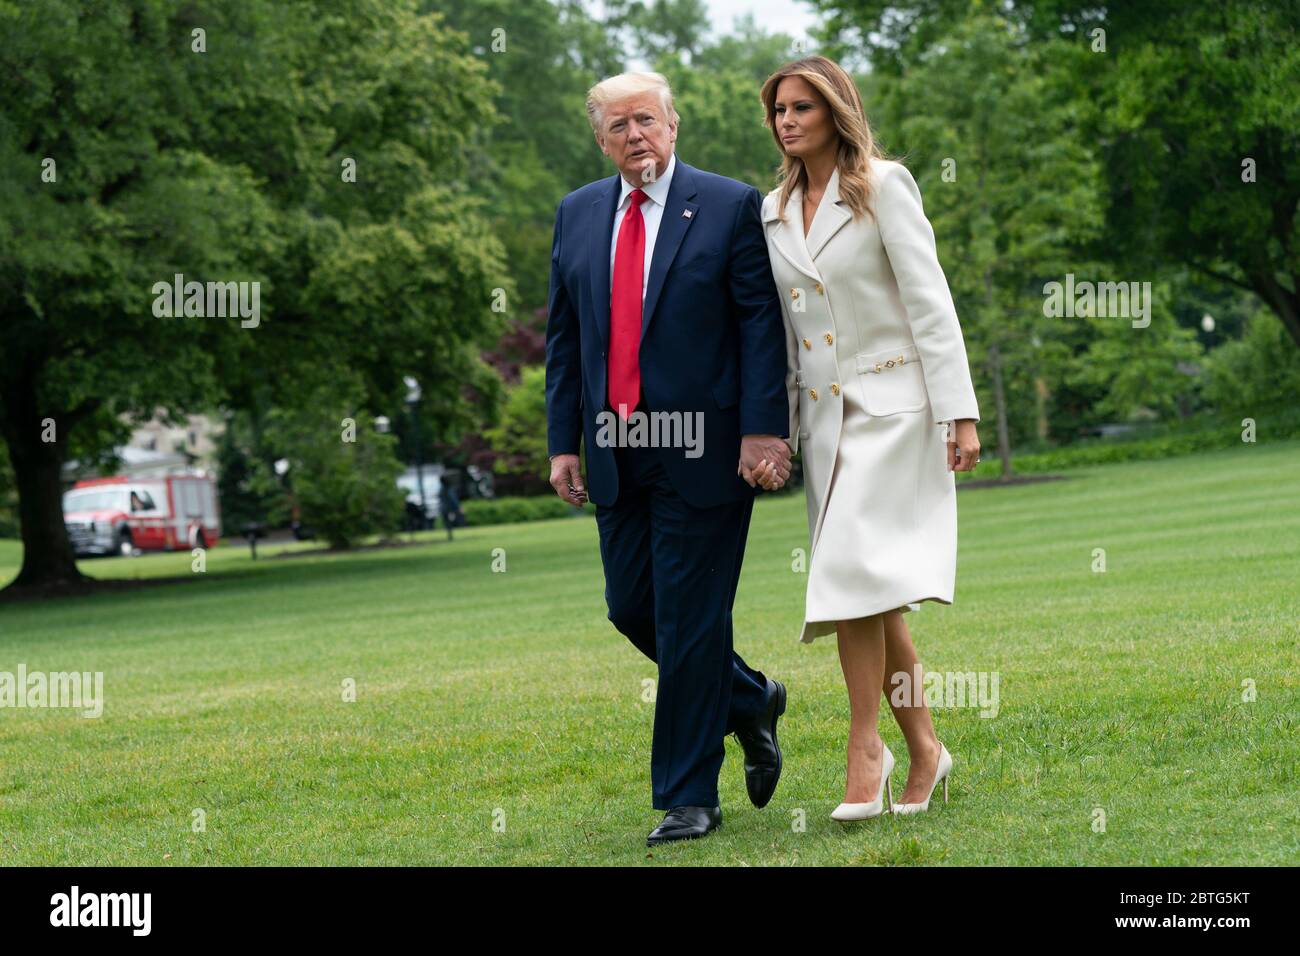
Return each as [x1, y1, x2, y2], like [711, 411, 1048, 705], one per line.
[790, 288, 800, 300]
[809, 388, 819, 401]
[830, 383, 840, 395]
[802, 338, 811, 350]
[814, 282, 824, 294]
[824, 333, 833, 345]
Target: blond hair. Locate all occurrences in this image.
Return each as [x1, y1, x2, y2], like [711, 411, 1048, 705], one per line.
[586, 72, 679, 135]
[760, 56, 888, 222]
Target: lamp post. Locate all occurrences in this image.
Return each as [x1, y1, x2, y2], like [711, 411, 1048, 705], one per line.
[404, 376, 426, 527]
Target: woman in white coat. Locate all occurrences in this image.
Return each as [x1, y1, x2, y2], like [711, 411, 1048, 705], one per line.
[753, 56, 983, 821]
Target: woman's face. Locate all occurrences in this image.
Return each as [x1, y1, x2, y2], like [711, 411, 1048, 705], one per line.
[773, 75, 835, 160]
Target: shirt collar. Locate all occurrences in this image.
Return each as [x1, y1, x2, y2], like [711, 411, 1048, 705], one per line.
[618, 152, 676, 209]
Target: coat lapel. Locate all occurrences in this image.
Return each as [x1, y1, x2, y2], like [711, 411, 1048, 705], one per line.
[590, 161, 702, 348]
[762, 182, 821, 283]
[804, 166, 852, 261]
[641, 160, 700, 339]
[588, 173, 621, 354]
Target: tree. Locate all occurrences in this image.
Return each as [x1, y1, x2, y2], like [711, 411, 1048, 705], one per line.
[0, 0, 507, 591]
[814, 0, 1300, 347]
[882, 15, 1109, 475]
[484, 364, 551, 492]
[651, 17, 803, 189]
[264, 392, 405, 550]
[215, 405, 292, 533]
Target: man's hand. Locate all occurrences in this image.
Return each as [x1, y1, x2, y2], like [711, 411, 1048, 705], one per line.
[549, 454, 588, 506]
[738, 434, 790, 488]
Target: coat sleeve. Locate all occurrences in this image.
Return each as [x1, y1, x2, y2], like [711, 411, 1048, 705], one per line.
[545, 199, 583, 456]
[729, 186, 792, 438]
[875, 162, 981, 424]
[782, 298, 801, 457]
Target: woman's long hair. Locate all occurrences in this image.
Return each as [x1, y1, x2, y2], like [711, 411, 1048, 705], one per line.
[760, 55, 888, 223]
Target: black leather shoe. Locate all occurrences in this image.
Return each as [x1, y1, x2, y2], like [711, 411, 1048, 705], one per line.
[733, 677, 786, 808]
[646, 805, 722, 846]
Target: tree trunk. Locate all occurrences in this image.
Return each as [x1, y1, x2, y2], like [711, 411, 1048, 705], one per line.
[989, 340, 1013, 480]
[1, 408, 86, 592]
[1035, 375, 1050, 441]
[978, 253, 1013, 480]
[1250, 271, 1300, 350]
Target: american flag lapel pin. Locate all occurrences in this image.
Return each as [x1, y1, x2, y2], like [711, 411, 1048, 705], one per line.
[682, 209, 693, 219]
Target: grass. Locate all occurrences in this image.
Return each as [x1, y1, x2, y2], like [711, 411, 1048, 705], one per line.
[0, 440, 1297, 865]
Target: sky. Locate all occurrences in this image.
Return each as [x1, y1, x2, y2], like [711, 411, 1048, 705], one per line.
[703, 0, 823, 42]
[588, 0, 826, 63]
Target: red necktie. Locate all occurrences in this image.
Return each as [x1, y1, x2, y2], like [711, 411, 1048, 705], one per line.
[609, 188, 648, 419]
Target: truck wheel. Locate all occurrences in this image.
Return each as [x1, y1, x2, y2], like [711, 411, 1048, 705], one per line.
[117, 531, 135, 557]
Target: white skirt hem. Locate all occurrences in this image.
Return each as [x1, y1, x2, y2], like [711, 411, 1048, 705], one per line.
[798, 594, 953, 644]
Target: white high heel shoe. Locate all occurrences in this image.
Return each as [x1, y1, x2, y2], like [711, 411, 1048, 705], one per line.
[831, 743, 894, 821]
[892, 742, 952, 815]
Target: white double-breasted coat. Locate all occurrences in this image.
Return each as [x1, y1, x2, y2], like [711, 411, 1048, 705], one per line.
[761, 158, 981, 643]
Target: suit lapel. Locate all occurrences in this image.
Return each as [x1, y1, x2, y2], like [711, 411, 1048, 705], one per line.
[641, 160, 699, 339]
[762, 183, 821, 283]
[804, 166, 852, 261]
[588, 173, 621, 354]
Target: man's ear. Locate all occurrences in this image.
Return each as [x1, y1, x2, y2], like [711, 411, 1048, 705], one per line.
[593, 130, 609, 156]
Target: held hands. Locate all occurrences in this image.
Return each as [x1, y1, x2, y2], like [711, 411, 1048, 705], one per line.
[742, 419, 981, 489]
[947, 419, 981, 472]
[739, 434, 791, 492]
[548, 453, 587, 506]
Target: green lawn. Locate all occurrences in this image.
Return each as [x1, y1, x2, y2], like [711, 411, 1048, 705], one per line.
[1, 441, 1297, 865]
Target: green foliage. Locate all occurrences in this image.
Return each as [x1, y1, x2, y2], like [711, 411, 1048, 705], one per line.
[1200, 307, 1300, 416]
[460, 494, 578, 526]
[878, 14, 1107, 463]
[215, 408, 292, 532]
[815, 0, 1300, 347]
[654, 17, 808, 188]
[263, 387, 406, 550]
[1062, 279, 1204, 421]
[1100, 2, 1300, 348]
[956, 405, 1300, 480]
[0, 0, 507, 584]
[0, 448, 15, 538]
[427, 0, 622, 314]
[484, 365, 549, 487]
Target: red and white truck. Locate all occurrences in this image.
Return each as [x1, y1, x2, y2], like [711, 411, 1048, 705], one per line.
[63, 475, 221, 557]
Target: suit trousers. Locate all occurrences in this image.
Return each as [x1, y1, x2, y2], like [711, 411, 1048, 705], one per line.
[596, 440, 769, 810]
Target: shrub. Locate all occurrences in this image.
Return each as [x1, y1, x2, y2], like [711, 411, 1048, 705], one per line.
[460, 495, 579, 526]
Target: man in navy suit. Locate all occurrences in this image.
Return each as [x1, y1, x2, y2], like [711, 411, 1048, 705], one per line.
[545, 72, 793, 846]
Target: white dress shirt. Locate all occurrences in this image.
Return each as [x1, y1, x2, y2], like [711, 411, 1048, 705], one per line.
[609, 152, 676, 301]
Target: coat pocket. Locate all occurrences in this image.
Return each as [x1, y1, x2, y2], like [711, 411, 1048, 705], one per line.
[855, 344, 928, 416]
[794, 369, 812, 441]
[674, 250, 720, 277]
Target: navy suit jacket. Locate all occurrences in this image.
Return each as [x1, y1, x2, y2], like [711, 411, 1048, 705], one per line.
[545, 157, 789, 509]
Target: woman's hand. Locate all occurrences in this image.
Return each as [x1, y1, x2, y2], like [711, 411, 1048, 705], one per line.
[947, 419, 981, 472]
[752, 458, 785, 491]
